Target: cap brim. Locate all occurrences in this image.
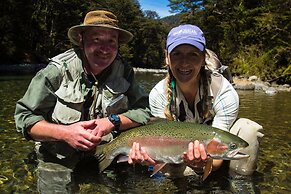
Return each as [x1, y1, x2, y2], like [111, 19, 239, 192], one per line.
[167, 39, 205, 53]
[68, 24, 133, 45]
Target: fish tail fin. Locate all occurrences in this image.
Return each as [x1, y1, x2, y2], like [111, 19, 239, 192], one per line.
[95, 144, 114, 173]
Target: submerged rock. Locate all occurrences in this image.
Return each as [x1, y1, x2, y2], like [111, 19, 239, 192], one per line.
[265, 87, 278, 95]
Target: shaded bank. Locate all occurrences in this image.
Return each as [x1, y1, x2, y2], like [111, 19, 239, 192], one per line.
[0, 64, 290, 92]
[0, 64, 46, 75]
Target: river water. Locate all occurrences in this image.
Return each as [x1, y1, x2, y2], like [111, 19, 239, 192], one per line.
[0, 72, 290, 193]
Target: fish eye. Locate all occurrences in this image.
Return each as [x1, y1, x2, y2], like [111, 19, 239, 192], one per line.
[229, 143, 237, 150]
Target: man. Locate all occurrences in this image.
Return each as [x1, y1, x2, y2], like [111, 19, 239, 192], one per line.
[15, 10, 151, 193]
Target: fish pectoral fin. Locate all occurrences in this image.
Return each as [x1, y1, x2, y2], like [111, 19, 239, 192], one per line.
[116, 155, 129, 163]
[150, 163, 167, 177]
[202, 158, 213, 181]
[95, 145, 114, 173]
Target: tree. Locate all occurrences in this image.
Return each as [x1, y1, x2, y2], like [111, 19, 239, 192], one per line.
[133, 18, 168, 68]
[168, 0, 290, 82]
[1, 0, 289, 82]
[144, 10, 160, 20]
[169, 0, 204, 13]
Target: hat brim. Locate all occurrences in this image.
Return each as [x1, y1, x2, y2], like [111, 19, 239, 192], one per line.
[68, 24, 133, 45]
[167, 39, 205, 53]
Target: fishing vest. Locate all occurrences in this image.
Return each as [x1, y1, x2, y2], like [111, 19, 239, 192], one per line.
[206, 72, 223, 123]
[49, 49, 130, 124]
[176, 72, 223, 125]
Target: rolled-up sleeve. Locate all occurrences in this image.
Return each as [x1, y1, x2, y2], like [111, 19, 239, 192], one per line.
[14, 65, 61, 139]
[149, 80, 167, 118]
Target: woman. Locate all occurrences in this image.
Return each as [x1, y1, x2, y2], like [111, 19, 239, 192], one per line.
[128, 24, 254, 178]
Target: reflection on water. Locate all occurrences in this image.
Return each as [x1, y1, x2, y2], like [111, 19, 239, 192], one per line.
[0, 73, 290, 193]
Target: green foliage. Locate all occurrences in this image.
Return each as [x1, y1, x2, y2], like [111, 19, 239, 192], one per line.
[131, 18, 168, 68]
[144, 10, 160, 19]
[231, 45, 274, 79]
[160, 15, 181, 28]
[170, 0, 290, 82]
[0, 0, 168, 68]
[0, 0, 290, 83]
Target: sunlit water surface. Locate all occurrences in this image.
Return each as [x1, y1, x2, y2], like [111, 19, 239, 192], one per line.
[0, 72, 290, 193]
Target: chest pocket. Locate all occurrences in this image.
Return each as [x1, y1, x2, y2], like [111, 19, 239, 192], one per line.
[92, 77, 130, 118]
[53, 78, 85, 124]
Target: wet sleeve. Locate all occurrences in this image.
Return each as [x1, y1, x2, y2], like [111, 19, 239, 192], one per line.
[149, 80, 167, 118]
[14, 64, 62, 139]
[212, 77, 239, 131]
[121, 66, 151, 125]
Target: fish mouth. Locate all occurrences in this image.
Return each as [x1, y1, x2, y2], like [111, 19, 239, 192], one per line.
[210, 149, 249, 160]
[226, 149, 249, 160]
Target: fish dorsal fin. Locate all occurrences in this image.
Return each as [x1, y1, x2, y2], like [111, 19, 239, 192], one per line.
[150, 163, 167, 177]
[203, 158, 213, 181]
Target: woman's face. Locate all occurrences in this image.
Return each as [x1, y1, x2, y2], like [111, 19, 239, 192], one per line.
[80, 27, 119, 75]
[167, 44, 205, 84]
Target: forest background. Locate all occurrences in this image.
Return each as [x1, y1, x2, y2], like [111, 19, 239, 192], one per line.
[0, 0, 290, 83]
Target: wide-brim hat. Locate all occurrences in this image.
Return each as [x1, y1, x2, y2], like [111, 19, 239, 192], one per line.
[68, 10, 133, 45]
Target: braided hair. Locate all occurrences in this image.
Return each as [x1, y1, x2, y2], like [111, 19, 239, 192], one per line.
[200, 67, 212, 120]
[164, 66, 176, 121]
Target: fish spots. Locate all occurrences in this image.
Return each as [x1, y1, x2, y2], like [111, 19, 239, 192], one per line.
[133, 136, 189, 146]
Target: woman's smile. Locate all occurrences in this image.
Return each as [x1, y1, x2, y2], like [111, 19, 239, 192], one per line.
[177, 68, 192, 75]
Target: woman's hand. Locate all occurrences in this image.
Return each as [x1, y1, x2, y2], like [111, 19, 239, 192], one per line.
[183, 140, 208, 173]
[128, 142, 156, 166]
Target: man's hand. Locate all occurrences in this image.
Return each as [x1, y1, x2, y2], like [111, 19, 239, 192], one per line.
[89, 117, 115, 138]
[63, 120, 101, 151]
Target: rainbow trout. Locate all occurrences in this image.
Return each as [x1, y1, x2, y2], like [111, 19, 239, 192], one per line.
[95, 120, 249, 178]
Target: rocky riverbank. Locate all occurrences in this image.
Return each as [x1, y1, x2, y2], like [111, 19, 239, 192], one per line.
[133, 68, 291, 93]
[233, 76, 291, 94]
[0, 63, 46, 75]
[1, 65, 289, 93]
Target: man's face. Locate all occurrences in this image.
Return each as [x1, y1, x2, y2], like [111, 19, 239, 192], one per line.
[81, 27, 119, 75]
